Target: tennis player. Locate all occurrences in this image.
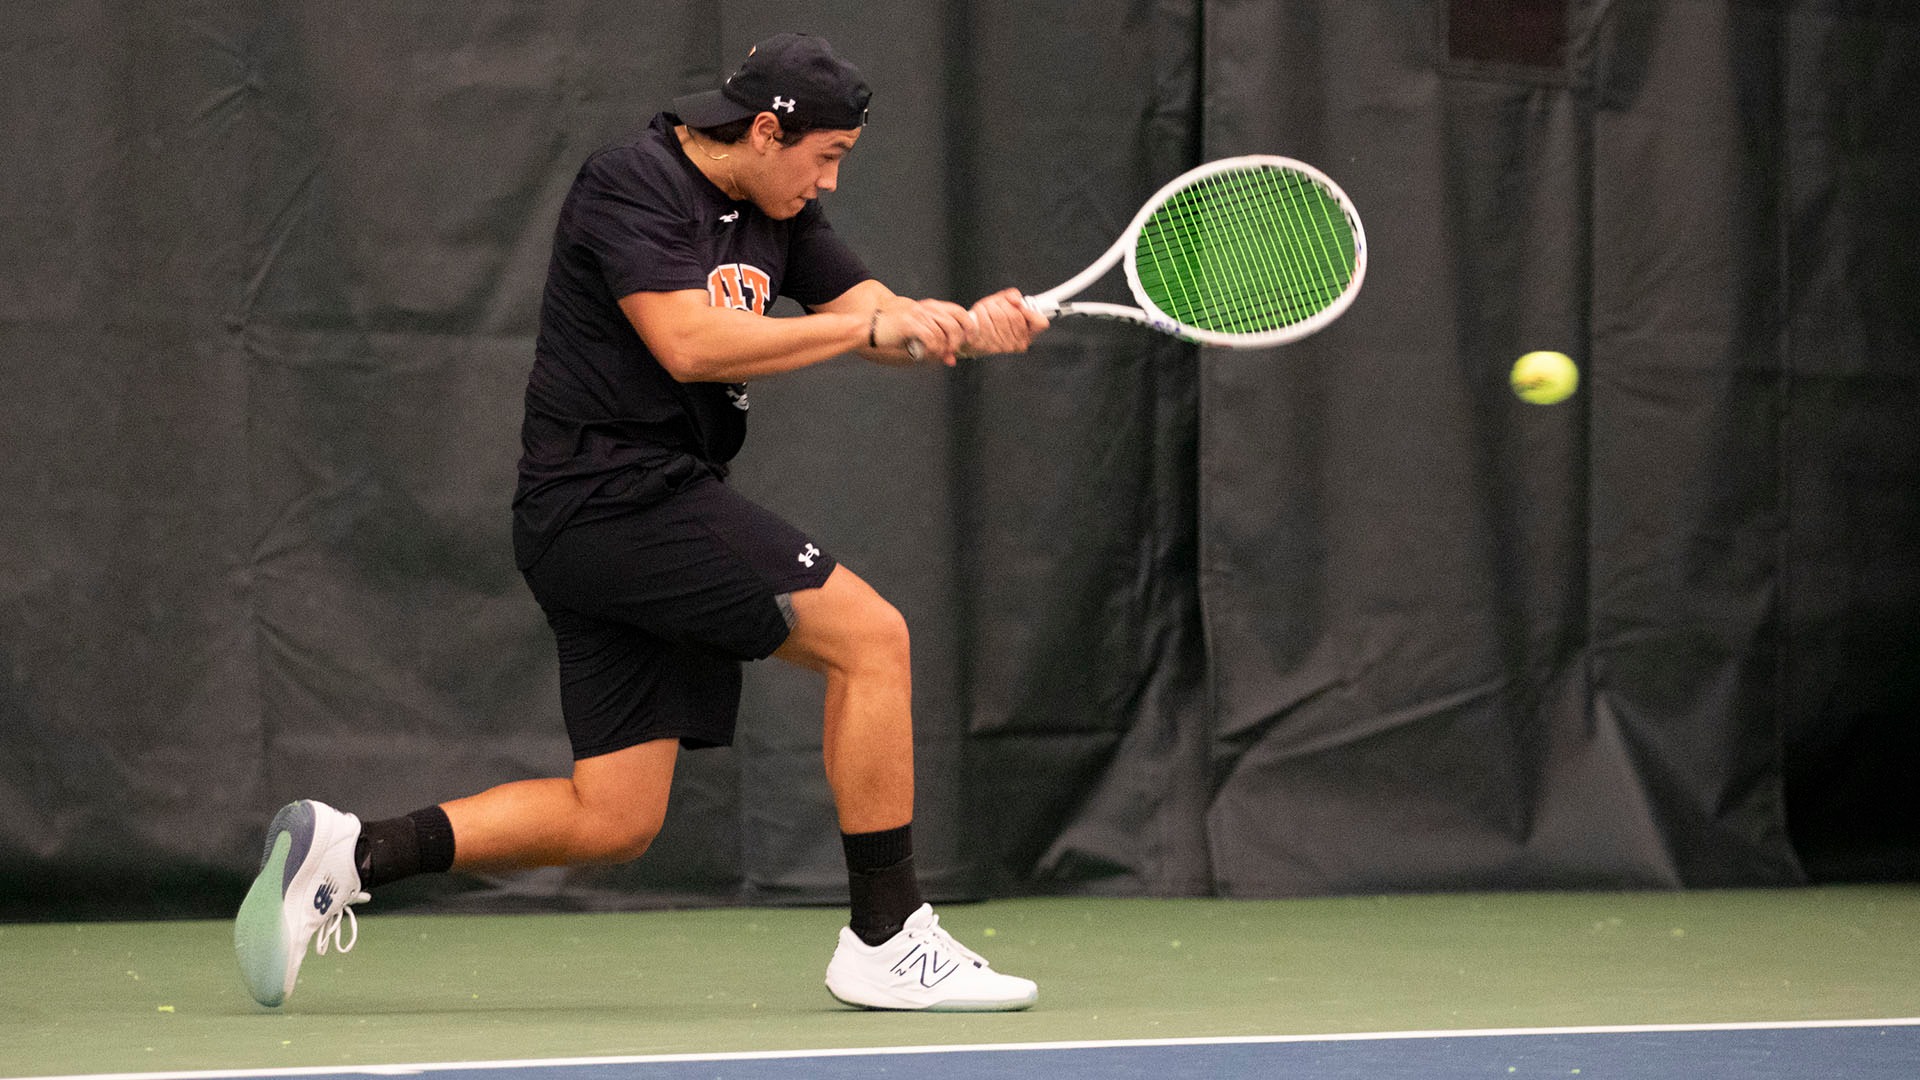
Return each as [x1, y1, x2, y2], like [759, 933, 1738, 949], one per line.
[235, 32, 1047, 1012]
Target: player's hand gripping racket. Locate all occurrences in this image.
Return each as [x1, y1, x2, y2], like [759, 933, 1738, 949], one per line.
[911, 155, 1365, 358]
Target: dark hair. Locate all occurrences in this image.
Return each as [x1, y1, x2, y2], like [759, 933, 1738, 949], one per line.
[693, 113, 819, 148]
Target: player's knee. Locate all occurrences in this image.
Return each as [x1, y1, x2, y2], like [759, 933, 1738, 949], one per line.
[595, 813, 663, 864]
[782, 573, 913, 677]
[605, 828, 659, 864]
[575, 799, 666, 864]
[855, 596, 911, 673]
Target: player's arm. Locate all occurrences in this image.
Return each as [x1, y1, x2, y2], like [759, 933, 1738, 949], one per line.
[811, 281, 1050, 368]
[807, 280, 966, 368]
[622, 285, 972, 381]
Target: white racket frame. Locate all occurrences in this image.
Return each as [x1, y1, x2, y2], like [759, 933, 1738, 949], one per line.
[1026, 154, 1368, 349]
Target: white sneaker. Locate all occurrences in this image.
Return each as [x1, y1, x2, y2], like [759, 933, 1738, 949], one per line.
[825, 904, 1038, 1011]
[233, 800, 369, 1007]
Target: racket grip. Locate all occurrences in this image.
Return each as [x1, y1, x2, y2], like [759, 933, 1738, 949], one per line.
[904, 309, 980, 362]
[906, 339, 981, 363]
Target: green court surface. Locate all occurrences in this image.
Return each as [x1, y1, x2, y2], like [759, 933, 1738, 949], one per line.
[3, 886, 1916, 1077]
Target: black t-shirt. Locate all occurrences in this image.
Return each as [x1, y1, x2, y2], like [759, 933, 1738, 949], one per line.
[513, 112, 871, 569]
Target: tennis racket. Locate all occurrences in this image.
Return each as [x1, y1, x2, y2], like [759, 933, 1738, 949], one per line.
[911, 155, 1365, 357]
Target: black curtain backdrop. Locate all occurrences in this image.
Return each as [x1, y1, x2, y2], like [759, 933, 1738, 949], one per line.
[1, 1, 1914, 919]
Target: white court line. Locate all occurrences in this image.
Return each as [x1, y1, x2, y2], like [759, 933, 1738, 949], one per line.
[15, 1017, 1920, 1080]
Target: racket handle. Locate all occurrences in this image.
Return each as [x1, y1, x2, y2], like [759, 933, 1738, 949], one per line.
[906, 339, 989, 362]
[902, 310, 982, 363]
[920, 297, 1058, 342]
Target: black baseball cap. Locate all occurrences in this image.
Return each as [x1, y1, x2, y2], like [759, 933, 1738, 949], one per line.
[672, 33, 871, 131]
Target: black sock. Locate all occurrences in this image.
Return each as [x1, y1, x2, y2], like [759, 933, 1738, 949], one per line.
[355, 806, 456, 889]
[843, 824, 923, 946]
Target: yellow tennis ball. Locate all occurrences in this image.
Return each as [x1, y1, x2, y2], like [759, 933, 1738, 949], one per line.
[1511, 350, 1579, 405]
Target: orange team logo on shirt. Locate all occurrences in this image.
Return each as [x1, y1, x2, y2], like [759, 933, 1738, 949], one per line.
[707, 264, 772, 315]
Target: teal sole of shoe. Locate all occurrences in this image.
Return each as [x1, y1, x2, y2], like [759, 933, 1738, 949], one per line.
[827, 989, 1038, 1012]
[920, 999, 1038, 1012]
[233, 830, 293, 1008]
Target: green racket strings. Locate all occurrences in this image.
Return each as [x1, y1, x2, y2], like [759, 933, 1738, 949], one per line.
[1133, 165, 1357, 336]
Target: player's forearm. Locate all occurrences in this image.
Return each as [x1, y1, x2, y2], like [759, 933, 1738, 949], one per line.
[851, 295, 928, 365]
[625, 295, 870, 383]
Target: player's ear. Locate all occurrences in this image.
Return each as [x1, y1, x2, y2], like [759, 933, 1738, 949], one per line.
[749, 112, 783, 151]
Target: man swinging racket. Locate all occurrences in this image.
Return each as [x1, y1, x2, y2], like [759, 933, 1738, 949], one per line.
[235, 32, 1048, 1012]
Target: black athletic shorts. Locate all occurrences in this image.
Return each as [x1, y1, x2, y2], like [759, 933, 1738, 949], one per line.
[519, 472, 837, 759]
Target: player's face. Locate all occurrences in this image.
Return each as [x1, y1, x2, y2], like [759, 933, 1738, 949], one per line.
[756, 128, 861, 219]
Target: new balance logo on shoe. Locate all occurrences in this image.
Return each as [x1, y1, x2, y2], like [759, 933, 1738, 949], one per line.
[798, 543, 820, 567]
[312, 880, 335, 913]
[890, 944, 961, 988]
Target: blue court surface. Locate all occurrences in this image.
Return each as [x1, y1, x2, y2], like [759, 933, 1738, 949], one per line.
[39, 1020, 1920, 1080]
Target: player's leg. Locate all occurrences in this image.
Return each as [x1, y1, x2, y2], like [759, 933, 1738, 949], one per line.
[774, 564, 914, 835]
[776, 565, 1037, 1012]
[234, 733, 681, 1010]
[234, 738, 679, 1008]
[236, 484, 743, 1009]
[431, 737, 679, 870]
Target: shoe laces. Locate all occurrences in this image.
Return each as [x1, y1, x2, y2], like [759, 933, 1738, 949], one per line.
[315, 890, 371, 957]
[907, 911, 988, 969]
